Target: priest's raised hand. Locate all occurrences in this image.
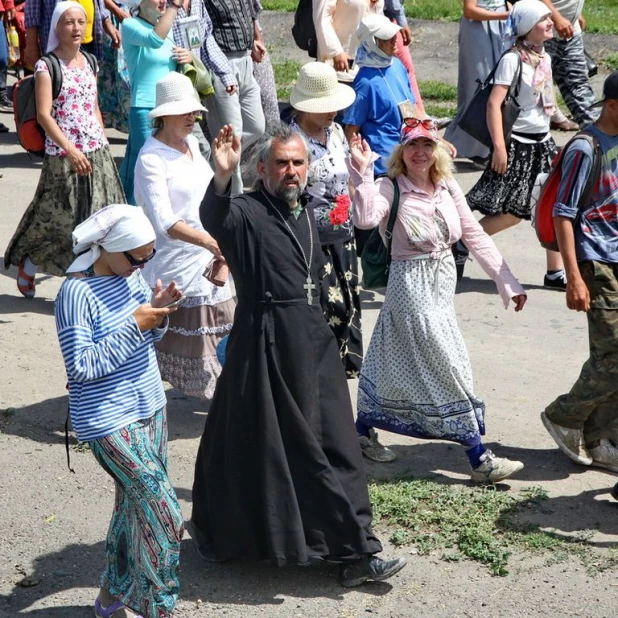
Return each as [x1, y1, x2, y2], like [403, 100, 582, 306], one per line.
[212, 124, 242, 192]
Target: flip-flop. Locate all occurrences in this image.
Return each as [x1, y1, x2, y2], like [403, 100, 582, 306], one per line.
[94, 597, 144, 618]
[17, 257, 35, 299]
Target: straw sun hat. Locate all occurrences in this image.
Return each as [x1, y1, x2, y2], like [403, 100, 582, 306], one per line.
[289, 63, 356, 114]
[148, 72, 207, 119]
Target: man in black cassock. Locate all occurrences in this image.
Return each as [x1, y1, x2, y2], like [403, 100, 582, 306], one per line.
[190, 123, 407, 587]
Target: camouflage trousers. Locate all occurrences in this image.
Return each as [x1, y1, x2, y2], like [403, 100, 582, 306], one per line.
[545, 261, 618, 445]
[545, 34, 599, 129]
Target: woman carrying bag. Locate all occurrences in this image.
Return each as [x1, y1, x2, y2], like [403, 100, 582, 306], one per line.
[465, 0, 566, 288]
[348, 120, 527, 483]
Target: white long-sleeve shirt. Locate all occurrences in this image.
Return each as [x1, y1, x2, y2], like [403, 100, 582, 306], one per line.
[313, 0, 384, 82]
[135, 135, 232, 304]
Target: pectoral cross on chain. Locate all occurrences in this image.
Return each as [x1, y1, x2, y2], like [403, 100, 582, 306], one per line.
[304, 276, 316, 305]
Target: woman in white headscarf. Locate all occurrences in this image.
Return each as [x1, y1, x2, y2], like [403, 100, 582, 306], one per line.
[4, 1, 125, 299]
[466, 0, 566, 289]
[55, 204, 184, 618]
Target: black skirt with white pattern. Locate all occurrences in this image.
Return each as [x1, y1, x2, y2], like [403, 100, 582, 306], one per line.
[466, 136, 558, 220]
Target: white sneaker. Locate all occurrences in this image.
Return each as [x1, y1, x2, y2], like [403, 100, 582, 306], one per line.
[469, 450, 524, 483]
[589, 439, 618, 473]
[541, 411, 592, 465]
[359, 428, 397, 463]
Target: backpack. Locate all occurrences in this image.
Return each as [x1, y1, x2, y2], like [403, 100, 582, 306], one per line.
[292, 0, 318, 59]
[13, 51, 97, 157]
[530, 133, 602, 252]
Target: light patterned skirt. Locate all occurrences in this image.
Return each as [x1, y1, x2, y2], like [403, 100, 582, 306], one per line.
[357, 253, 486, 447]
[155, 295, 235, 400]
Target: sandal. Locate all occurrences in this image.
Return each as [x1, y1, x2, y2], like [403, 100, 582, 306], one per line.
[94, 597, 144, 618]
[17, 258, 35, 299]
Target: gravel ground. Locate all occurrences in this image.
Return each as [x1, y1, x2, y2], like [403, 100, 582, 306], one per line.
[1, 15, 617, 618]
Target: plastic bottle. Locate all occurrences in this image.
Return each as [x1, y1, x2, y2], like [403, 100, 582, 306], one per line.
[8, 26, 20, 66]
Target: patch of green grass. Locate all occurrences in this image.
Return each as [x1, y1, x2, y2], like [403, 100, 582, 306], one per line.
[273, 60, 301, 102]
[402, 0, 460, 22]
[369, 478, 603, 576]
[583, 0, 618, 35]
[417, 79, 457, 102]
[262, 0, 618, 34]
[423, 102, 457, 119]
[603, 52, 618, 72]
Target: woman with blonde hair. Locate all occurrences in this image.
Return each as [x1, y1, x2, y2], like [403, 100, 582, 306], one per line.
[348, 119, 528, 483]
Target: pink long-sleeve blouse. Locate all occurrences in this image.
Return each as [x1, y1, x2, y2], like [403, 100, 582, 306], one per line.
[349, 164, 526, 308]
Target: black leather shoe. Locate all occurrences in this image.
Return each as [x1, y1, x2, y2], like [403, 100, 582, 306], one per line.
[339, 555, 407, 587]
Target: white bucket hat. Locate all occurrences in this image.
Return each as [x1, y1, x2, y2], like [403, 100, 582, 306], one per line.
[148, 72, 207, 119]
[357, 14, 402, 44]
[289, 63, 356, 114]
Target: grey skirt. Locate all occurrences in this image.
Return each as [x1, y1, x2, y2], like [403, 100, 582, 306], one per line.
[4, 145, 125, 276]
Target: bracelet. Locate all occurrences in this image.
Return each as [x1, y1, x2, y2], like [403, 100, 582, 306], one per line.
[169, 2, 182, 8]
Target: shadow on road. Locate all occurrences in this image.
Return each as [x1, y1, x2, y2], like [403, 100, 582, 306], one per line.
[0, 391, 210, 448]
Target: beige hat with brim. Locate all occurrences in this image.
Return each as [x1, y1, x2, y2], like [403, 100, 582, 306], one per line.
[290, 62, 356, 114]
[148, 72, 207, 119]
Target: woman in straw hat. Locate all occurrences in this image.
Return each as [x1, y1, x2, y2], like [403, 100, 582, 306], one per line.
[55, 204, 184, 618]
[4, 1, 125, 299]
[348, 120, 527, 483]
[289, 62, 363, 378]
[135, 72, 236, 400]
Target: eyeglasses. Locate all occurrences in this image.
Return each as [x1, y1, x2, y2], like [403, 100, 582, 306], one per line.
[402, 117, 437, 131]
[123, 248, 157, 268]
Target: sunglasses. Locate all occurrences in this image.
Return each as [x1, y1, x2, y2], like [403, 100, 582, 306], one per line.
[402, 117, 437, 131]
[123, 248, 157, 268]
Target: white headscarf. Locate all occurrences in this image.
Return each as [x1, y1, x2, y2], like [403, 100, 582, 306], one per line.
[504, 0, 552, 47]
[46, 1, 87, 53]
[66, 204, 156, 273]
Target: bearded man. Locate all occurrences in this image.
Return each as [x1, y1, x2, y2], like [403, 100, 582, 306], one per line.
[190, 123, 407, 587]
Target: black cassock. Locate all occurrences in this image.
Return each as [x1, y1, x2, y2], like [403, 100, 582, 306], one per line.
[191, 183, 382, 565]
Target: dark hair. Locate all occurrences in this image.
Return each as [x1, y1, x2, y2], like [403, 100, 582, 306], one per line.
[152, 117, 164, 131]
[251, 122, 312, 189]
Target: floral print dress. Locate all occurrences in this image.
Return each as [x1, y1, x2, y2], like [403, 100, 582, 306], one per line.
[291, 120, 363, 378]
[4, 53, 125, 276]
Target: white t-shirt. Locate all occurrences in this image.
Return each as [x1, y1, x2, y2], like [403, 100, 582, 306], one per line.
[494, 51, 551, 140]
[551, 0, 585, 38]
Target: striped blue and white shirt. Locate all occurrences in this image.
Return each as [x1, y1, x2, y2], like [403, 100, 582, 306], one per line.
[55, 270, 167, 442]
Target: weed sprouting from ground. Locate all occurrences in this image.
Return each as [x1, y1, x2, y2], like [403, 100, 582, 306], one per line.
[369, 479, 602, 576]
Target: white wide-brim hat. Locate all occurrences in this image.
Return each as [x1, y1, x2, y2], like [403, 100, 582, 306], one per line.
[290, 62, 356, 114]
[357, 14, 402, 44]
[148, 72, 207, 119]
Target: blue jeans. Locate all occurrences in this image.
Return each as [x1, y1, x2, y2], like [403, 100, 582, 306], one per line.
[0, 20, 8, 95]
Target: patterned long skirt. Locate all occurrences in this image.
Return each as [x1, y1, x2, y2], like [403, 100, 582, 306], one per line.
[98, 13, 131, 134]
[320, 239, 363, 379]
[89, 408, 183, 618]
[357, 254, 486, 447]
[466, 137, 558, 220]
[155, 295, 236, 400]
[4, 145, 125, 276]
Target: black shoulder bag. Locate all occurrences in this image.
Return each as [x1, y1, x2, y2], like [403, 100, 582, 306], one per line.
[457, 49, 523, 149]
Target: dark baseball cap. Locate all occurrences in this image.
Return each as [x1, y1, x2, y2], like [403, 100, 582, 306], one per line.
[590, 71, 618, 108]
